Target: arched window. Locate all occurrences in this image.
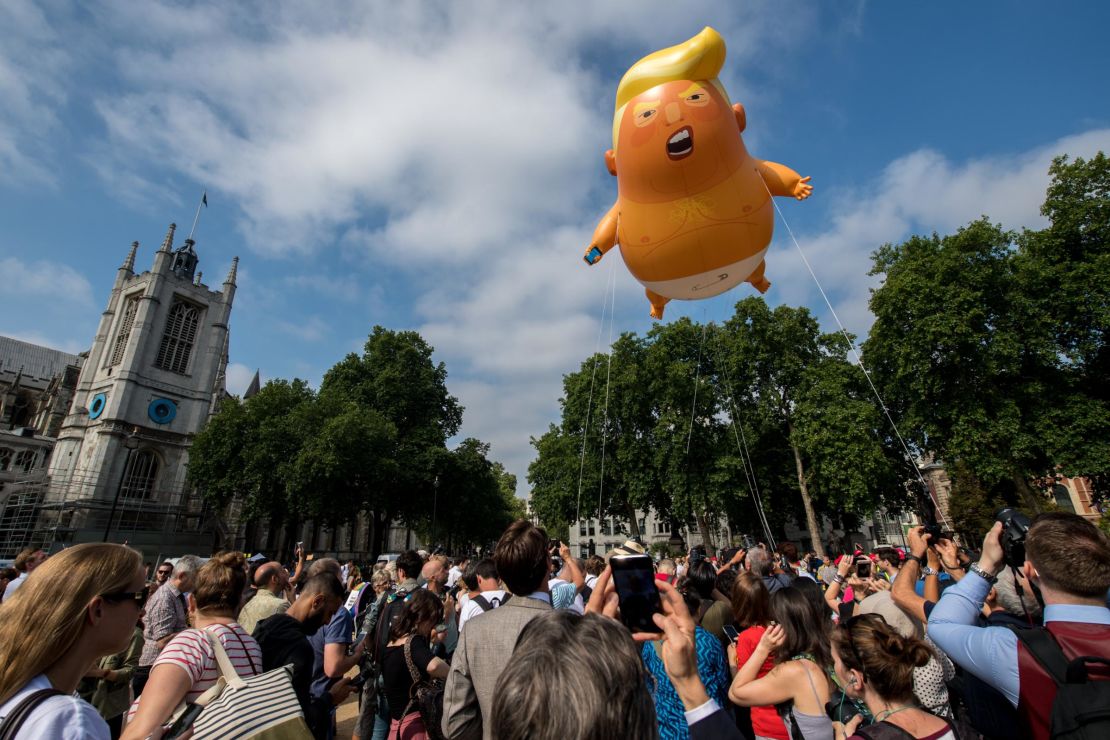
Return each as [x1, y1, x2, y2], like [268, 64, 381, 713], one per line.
[109, 295, 140, 367]
[0, 447, 12, 471]
[155, 301, 200, 374]
[1053, 484, 1077, 514]
[121, 450, 159, 500]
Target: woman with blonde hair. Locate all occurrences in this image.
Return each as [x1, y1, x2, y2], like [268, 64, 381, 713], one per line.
[0, 543, 148, 739]
[122, 551, 262, 739]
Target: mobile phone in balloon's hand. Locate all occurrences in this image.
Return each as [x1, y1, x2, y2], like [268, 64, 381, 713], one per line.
[610, 554, 663, 634]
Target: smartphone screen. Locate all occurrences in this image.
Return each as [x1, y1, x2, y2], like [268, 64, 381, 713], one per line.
[164, 702, 204, 740]
[610, 554, 663, 633]
[722, 624, 740, 643]
[856, 560, 872, 579]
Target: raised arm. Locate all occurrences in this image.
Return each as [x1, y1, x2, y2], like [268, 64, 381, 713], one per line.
[825, 555, 851, 616]
[583, 202, 619, 265]
[892, 527, 931, 625]
[756, 160, 813, 200]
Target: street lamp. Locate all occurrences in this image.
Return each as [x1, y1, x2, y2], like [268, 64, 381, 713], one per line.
[103, 427, 141, 542]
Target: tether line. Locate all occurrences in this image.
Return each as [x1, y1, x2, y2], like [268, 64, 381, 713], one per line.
[575, 259, 615, 524]
[761, 179, 951, 529]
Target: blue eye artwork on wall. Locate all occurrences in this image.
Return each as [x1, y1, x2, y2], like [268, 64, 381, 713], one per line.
[89, 393, 107, 420]
[148, 398, 177, 424]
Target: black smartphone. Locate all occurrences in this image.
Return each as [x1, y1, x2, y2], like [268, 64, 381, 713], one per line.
[610, 554, 663, 633]
[722, 624, 740, 643]
[856, 560, 872, 579]
[164, 702, 204, 740]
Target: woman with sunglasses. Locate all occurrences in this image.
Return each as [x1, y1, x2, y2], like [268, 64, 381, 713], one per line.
[831, 613, 956, 740]
[0, 543, 150, 739]
[122, 551, 261, 739]
[381, 589, 450, 739]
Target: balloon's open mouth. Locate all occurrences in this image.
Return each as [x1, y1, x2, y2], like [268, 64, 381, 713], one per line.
[666, 127, 693, 160]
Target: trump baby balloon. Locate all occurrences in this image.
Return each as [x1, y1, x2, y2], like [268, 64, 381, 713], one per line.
[583, 27, 813, 319]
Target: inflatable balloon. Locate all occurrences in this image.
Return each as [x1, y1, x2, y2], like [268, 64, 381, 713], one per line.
[583, 27, 812, 319]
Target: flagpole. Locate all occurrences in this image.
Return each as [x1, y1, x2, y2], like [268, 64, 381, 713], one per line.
[187, 190, 207, 241]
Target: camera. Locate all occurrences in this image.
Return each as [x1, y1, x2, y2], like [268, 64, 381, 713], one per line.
[996, 507, 1031, 569]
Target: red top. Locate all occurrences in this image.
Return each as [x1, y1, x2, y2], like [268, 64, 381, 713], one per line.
[736, 625, 788, 740]
[1017, 620, 1110, 740]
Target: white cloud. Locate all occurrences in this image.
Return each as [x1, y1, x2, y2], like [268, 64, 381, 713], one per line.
[0, 255, 97, 353]
[767, 128, 1110, 338]
[276, 315, 331, 343]
[225, 362, 255, 396]
[0, 0, 70, 185]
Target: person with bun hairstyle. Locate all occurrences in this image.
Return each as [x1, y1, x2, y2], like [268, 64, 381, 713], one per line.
[831, 613, 956, 739]
[729, 586, 834, 740]
[122, 551, 262, 740]
[0, 543, 151, 739]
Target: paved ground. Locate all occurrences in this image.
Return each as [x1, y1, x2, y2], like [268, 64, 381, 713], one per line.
[335, 666, 363, 738]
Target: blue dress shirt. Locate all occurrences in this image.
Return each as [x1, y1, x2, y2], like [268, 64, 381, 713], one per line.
[928, 571, 1110, 706]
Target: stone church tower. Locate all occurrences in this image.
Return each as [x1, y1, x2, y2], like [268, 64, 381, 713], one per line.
[45, 224, 237, 547]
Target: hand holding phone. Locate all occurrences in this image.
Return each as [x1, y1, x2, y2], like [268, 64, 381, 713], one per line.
[609, 554, 664, 634]
[855, 559, 872, 579]
[722, 624, 740, 643]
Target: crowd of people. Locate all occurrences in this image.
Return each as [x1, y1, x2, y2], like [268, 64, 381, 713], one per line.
[0, 509, 1108, 739]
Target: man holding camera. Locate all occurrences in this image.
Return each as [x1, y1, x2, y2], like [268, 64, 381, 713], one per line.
[928, 511, 1110, 739]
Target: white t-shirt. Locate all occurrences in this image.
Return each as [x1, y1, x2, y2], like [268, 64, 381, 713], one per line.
[447, 566, 463, 589]
[458, 589, 507, 633]
[3, 572, 27, 600]
[0, 674, 109, 739]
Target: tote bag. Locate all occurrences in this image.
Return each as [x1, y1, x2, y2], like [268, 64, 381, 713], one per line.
[187, 629, 312, 740]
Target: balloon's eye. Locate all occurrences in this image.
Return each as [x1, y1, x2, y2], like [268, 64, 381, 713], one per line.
[684, 92, 710, 107]
[634, 109, 657, 127]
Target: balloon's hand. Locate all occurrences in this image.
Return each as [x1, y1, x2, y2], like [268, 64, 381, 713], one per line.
[583, 246, 603, 265]
[793, 176, 813, 200]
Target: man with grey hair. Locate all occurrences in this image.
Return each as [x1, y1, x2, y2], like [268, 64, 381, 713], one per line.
[747, 547, 791, 593]
[134, 554, 201, 697]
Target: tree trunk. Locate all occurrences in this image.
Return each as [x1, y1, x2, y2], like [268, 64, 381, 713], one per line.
[788, 424, 826, 560]
[695, 511, 716, 553]
[625, 501, 641, 539]
[370, 511, 387, 560]
[1012, 473, 1045, 514]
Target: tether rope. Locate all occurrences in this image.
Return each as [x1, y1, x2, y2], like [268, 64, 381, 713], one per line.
[597, 266, 618, 519]
[575, 259, 615, 524]
[710, 325, 777, 548]
[762, 180, 952, 529]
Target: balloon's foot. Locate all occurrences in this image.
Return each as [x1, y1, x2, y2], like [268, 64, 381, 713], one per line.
[752, 277, 771, 294]
[646, 289, 668, 320]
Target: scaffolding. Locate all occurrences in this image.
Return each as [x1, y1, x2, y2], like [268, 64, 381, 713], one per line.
[0, 470, 218, 559]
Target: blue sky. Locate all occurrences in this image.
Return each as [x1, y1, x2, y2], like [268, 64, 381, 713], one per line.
[2, 1, 1109, 495]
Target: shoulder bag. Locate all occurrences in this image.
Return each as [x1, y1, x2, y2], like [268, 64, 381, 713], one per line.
[180, 628, 312, 739]
[399, 637, 445, 740]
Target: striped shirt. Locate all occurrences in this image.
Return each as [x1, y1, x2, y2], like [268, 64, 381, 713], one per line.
[127, 623, 261, 719]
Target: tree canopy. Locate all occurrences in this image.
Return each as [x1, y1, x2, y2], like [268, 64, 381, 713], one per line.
[189, 326, 518, 557]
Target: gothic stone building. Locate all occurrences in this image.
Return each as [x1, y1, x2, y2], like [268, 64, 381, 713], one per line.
[0, 223, 237, 561]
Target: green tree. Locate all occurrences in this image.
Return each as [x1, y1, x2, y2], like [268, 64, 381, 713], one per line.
[189, 378, 317, 554]
[865, 152, 1110, 509]
[320, 326, 464, 555]
[720, 298, 901, 557]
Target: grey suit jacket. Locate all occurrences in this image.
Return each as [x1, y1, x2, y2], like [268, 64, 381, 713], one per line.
[442, 594, 552, 740]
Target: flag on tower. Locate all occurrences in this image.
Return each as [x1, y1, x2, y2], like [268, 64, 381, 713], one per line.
[202, 191, 208, 207]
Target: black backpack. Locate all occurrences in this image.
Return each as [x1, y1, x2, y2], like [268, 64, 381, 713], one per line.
[472, 593, 511, 612]
[1012, 627, 1110, 740]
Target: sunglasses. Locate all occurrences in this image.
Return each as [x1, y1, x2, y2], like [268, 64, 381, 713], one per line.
[102, 590, 150, 609]
[156, 570, 172, 576]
